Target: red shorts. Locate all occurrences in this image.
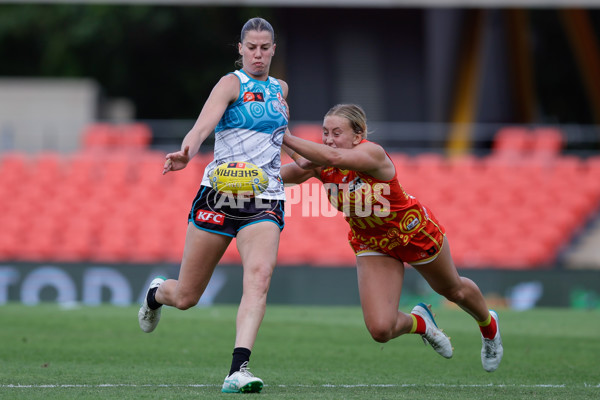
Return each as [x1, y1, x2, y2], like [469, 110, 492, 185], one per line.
[348, 205, 446, 265]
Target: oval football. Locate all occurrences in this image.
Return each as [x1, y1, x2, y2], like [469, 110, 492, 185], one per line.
[209, 161, 269, 196]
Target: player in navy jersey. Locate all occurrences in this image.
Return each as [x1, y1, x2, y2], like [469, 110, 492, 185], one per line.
[138, 17, 288, 393]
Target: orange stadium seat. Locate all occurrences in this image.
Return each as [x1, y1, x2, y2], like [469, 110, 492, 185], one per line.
[31, 152, 64, 183]
[129, 230, 166, 263]
[492, 127, 531, 157]
[2, 138, 598, 270]
[90, 222, 132, 262]
[82, 122, 153, 151]
[118, 123, 152, 150]
[82, 123, 116, 150]
[412, 153, 446, 172]
[0, 211, 29, 260]
[586, 155, 600, 173]
[531, 127, 563, 158]
[164, 227, 187, 263]
[0, 152, 30, 190]
[63, 152, 102, 189]
[54, 217, 96, 261]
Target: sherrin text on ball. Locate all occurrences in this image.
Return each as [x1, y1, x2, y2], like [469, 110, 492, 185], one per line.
[209, 161, 269, 196]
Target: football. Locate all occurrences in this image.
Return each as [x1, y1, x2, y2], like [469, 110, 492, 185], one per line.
[209, 161, 269, 196]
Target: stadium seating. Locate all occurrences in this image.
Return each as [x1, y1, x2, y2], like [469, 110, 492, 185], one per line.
[82, 122, 152, 152]
[492, 126, 532, 158]
[0, 125, 598, 269]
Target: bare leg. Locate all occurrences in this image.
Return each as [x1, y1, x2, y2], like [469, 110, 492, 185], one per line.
[411, 237, 489, 322]
[233, 221, 281, 350]
[156, 223, 232, 310]
[356, 255, 414, 343]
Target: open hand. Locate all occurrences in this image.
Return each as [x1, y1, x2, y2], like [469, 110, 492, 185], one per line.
[163, 145, 190, 175]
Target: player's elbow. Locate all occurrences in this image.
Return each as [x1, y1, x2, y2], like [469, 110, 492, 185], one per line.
[322, 150, 344, 167]
[296, 158, 314, 170]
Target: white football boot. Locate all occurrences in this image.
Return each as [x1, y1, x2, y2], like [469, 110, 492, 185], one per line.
[138, 276, 166, 333]
[481, 310, 503, 372]
[221, 362, 264, 393]
[411, 302, 453, 359]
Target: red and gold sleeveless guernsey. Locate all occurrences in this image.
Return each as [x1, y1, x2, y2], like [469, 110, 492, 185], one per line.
[319, 149, 446, 265]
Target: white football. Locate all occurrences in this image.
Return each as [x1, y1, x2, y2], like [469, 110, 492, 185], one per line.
[209, 161, 269, 196]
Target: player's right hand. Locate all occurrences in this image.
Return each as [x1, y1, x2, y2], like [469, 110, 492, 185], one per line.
[163, 145, 190, 175]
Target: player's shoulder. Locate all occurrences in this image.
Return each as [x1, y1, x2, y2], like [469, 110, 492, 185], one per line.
[218, 72, 241, 86]
[276, 79, 289, 98]
[275, 78, 288, 89]
[356, 139, 385, 154]
[213, 73, 241, 101]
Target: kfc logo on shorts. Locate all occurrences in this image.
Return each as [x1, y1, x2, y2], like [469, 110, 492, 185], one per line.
[196, 209, 225, 225]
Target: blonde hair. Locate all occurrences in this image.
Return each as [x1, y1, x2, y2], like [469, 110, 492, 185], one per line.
[325, 104, 370, 139]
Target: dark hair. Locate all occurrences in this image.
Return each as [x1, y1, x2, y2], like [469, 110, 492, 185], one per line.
[236, 17, 275, 68]
[240, 17, 275, 43]
[325, 104, 370, 139]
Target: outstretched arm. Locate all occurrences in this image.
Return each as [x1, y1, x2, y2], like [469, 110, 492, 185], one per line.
[282, 130, 394, 180]
[282, 143, 318, 170]
[163, 74, 239, 174]
[280, 161, 320, 185]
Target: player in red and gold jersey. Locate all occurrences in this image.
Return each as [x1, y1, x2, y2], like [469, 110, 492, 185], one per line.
[282, 104, 503, 372]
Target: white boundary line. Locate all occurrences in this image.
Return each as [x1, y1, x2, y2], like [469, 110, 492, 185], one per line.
[2, 383, 600, 389]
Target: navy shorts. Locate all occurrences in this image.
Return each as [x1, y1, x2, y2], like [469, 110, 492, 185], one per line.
[188, 185, 285, 237]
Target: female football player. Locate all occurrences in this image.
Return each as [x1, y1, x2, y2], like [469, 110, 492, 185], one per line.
[281, 104, 503, 372]
[138, 17, 288, 393]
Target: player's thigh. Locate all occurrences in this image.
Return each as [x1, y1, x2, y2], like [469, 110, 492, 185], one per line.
[410, 237, 461, 294]
[357, 255, 405, 321]
[177, 222, 232, 296]
[236, 221, 281, 274]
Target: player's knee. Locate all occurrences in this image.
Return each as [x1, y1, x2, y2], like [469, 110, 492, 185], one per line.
[245, 265, 274, 296]
[173, 295, 199, 310]
[366, 322, 393, 343]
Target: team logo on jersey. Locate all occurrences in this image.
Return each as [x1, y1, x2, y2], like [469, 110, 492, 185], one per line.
[243, 92, 265, 102]
[347, 176, 364, 192]
[399, 209, 422, 234]
[321, 167, 336, 180]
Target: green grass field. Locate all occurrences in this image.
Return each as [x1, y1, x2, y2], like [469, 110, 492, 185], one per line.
[1, 304, 599, 399]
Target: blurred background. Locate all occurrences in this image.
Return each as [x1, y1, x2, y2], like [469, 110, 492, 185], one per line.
[1, 0, 599, 310]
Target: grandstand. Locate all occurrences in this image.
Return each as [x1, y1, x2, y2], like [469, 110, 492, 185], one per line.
[1, 122, 598, 270]
[1, 2, 599, 308]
